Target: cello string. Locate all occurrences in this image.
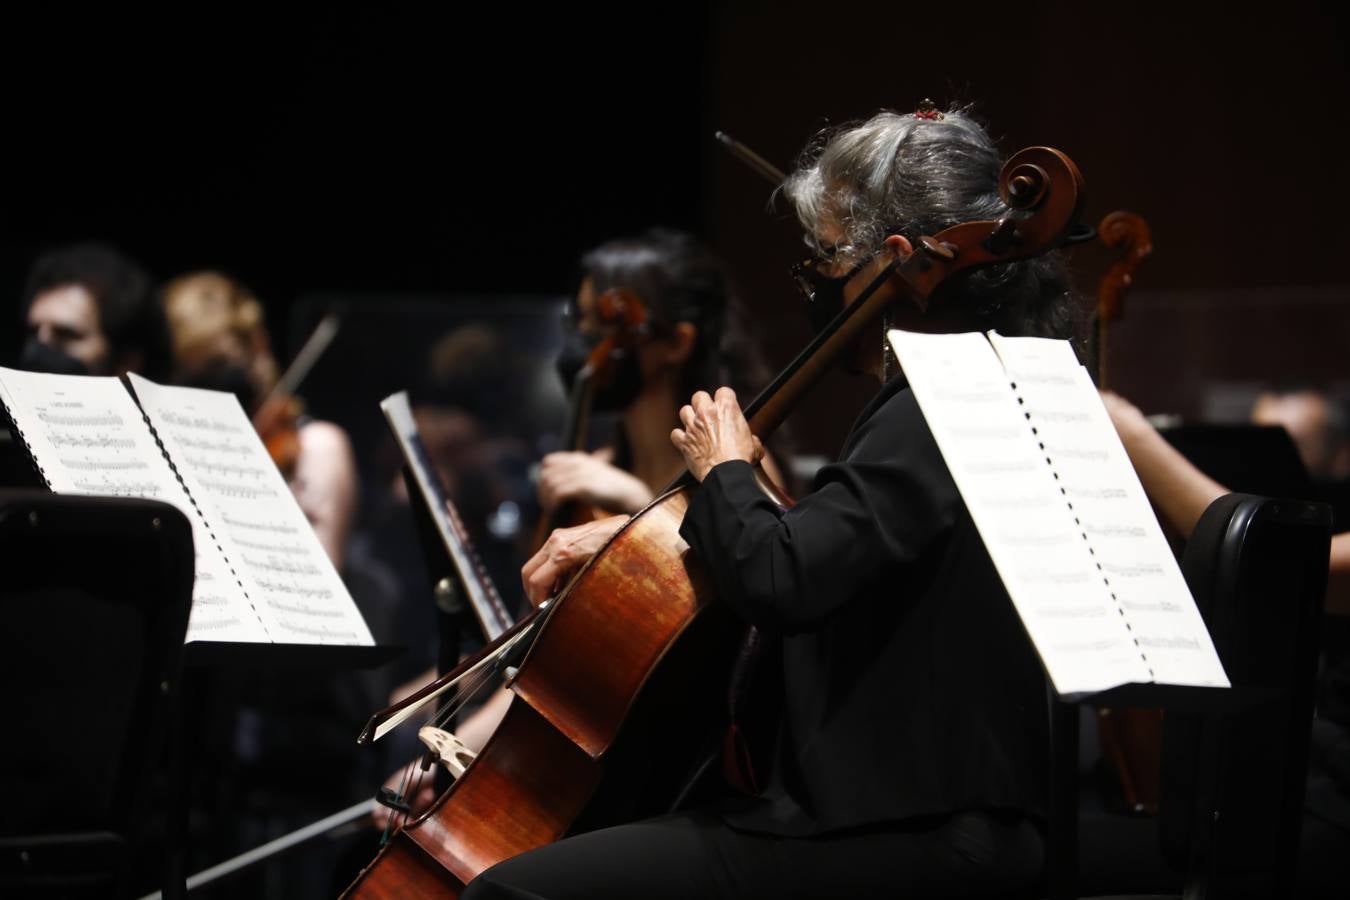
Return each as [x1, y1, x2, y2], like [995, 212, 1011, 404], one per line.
[382, 759, 420, 843]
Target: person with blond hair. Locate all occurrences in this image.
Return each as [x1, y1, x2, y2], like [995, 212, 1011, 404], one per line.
[162, 272, 358, 567]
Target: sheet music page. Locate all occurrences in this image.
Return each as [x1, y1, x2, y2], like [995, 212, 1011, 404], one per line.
[886, 331, 1150, 697]
[0, 368, 268, 643]
[986, 334, 1228, 688]
[128, 374, 373, 646]
[380, 391, 514, 641]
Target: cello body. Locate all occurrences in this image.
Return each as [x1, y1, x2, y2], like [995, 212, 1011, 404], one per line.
[345, 487, 748, 897]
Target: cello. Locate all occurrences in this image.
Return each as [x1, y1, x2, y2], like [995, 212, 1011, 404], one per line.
[1086, 210, 1163, 813]
[343, 145, 1087, 898]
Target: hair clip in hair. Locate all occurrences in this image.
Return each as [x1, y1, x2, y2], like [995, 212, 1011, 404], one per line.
[914, 99, 944, 121]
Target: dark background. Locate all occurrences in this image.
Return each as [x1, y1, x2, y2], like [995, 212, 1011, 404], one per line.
[2, 2, 1348, 452]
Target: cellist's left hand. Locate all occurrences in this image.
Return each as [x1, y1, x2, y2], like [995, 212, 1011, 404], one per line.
[522, 514, 628, 606]
[672, 387, 763, 482]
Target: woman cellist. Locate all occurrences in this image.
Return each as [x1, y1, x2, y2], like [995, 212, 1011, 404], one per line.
[468, 104, 1078, 898]
[536, 227, 789, 527]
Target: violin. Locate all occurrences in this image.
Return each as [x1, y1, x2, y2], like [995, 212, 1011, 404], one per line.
[251, 313, 341, 477]
[253, 393, 303, 476]
[529, 287, 650, 549]
[342, 146, 1086, 898]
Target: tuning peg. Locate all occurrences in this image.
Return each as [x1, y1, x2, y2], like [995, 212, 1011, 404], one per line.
[918, 236, 958, 260]
[984, 217, 1021, 255]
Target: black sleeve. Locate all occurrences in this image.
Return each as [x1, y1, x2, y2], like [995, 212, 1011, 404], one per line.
[678, 389, 961, 633]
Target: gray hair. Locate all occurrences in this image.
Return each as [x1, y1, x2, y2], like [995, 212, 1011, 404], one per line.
[783, 105, 1081, 342]
[784, 108, 1005, 263]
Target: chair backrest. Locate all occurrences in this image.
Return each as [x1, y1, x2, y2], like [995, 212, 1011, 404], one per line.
[1160, 493, 1330, 898]
[0, 491, 194, 897]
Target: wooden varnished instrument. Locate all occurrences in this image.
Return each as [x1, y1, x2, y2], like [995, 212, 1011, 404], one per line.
[1089, 210, 1162, 813]
[1091, 210, 1153, 391]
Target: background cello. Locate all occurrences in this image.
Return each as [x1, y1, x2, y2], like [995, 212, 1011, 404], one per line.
[529, 288, 649, 549]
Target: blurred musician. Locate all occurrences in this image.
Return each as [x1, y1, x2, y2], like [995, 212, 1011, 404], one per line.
[1251, 387, 1350, 482]
[161, 271, 357, 567]
[18, 242, 171, 381]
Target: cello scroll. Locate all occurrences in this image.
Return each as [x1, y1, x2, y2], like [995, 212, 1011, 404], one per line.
[1094, 210, 1154, 390]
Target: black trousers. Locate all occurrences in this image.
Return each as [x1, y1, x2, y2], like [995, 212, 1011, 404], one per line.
[461, 809, 1044, 900]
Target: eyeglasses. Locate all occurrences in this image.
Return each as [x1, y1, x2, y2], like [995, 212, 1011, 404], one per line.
[790, 253, 873, 306]
[790, 252, 876, 334]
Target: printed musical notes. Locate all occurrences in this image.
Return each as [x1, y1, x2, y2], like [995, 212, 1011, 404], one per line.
[128, 374, 373, 646]
[887, 331, 1228, 698]
[987, 334, 1227, 690]
[0, 368, 269, 643]
[0, 368, 373, 647]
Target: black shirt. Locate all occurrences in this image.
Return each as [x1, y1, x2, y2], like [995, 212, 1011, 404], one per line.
[679, 376, 1049, 836]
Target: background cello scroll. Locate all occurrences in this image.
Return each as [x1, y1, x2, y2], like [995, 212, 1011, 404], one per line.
[1092, 210, 1154, 391]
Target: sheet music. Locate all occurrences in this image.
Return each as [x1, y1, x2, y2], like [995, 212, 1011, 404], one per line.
[129, 374, 373, 646]
[0, 368, 268, 643]
[381, 391, 514, 640]
[986, 334, 1228, 689]
[888, 331, 1146, 695]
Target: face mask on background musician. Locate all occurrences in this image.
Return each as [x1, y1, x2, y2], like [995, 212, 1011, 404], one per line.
[553, 329, 646, 413]
[21, 284, 115, 376]
[178, 360, 261, 412]
[17, 336, 92, 376]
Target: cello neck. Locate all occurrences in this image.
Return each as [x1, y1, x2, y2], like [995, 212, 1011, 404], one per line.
[558, 369, 595, 454]
[742, 259, 907, 442]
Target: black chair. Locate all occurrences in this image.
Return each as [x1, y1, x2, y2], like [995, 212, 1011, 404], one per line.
[1047, 492, 1331, 899]
[0, 491, 194, 899]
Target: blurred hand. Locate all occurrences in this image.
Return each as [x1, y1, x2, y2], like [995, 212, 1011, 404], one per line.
[537, 451, 654, 515]
[522, 514, 628, 606]
[671, 387, 762, 482]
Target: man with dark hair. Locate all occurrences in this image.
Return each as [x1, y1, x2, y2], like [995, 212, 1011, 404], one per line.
[18, 242, 171, 381]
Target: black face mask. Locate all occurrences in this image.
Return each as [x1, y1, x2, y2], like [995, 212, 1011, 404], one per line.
[17, 337, 92, 376]
[180, 362, 259, 412]
[554, 330, 644, 413]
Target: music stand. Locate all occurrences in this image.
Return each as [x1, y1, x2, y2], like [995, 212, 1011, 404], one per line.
[0, 491, 195, 899]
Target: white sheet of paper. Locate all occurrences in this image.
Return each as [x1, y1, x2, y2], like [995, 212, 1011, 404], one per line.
[986, 334, 1228, 688]
[0, 368, 268, 642]
[129, 374, 373, 646]
[887, 330, 1228, 697]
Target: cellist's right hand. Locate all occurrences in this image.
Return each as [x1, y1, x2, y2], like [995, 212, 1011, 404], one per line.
[522, 514, 627, 606]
